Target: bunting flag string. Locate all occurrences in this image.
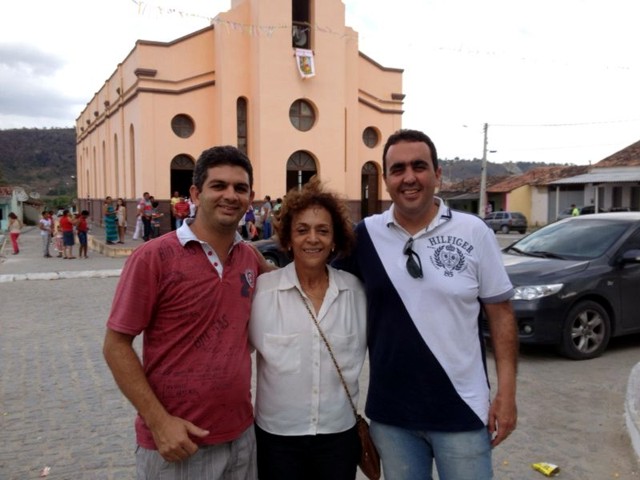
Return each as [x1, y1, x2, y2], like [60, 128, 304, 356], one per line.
[130, 0, 357, 41]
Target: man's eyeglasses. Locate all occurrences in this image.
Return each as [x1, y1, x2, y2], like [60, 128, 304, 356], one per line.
[403, 238, 423, 279]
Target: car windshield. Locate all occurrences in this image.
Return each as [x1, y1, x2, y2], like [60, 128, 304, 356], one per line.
[509, 219, 630, 260]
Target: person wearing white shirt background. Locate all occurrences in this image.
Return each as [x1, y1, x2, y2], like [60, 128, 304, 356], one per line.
[249, 178, 367, 480]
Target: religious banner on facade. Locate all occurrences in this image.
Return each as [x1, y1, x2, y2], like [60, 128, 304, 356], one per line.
[295, 48, 315, 79]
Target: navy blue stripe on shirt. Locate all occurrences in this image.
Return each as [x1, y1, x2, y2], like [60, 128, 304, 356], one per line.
[335, 222, 484, 432]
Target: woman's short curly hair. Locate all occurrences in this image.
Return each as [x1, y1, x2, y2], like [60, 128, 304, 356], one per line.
[275, 177, 355, 260]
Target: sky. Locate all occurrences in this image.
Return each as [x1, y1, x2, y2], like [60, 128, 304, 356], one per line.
[1, 0, 640, 166]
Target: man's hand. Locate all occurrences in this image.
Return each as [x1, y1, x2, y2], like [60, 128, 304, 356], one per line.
[149, 414, 210, 462]
[488, 391, 517, 447]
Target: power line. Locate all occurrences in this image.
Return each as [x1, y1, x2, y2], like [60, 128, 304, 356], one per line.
[491, 118, 640, 128]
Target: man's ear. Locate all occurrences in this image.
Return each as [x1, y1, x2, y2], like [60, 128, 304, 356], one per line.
[189, 185, 200, 206]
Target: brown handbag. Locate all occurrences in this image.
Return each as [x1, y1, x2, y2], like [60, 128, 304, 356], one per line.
[297, 288, 381, 480]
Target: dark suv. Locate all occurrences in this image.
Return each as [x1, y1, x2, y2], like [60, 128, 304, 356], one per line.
[484, 211, 528, 234]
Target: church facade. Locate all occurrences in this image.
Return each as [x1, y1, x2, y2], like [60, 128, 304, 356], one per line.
[75, 0, 404, 223]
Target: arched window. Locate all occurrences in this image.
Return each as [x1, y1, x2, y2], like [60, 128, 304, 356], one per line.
[292, 0, 311, 49]
[237, 97, 248, 154]
[170, 155, 196, 198]
[361, 161, 381, 218]
[286, 151, 317, 192]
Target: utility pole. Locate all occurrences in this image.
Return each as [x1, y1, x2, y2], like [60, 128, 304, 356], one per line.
[478, 122, 488, 217]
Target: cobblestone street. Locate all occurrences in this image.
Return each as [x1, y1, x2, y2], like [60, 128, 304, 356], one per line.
[1, 229, 638, 479]
[1, 277, 138, 479]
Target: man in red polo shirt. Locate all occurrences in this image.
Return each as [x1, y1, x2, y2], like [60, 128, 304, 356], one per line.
[103, 146, 264, 479]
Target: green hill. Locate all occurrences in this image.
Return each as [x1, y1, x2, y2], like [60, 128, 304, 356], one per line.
[0, 128, 562, 199]
[0, 127, 76, 198]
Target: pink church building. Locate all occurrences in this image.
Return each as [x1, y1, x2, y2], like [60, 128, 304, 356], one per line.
[76, 0, 404, 225]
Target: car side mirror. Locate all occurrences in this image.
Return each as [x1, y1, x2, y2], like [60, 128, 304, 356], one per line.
[619, 249, 640, 265]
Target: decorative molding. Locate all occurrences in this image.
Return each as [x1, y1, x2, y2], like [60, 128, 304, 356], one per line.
[134, 68, 158, 78]
[358, 97, 404, 115]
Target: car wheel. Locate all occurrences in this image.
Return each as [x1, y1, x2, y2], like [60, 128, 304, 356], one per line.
[500, 225, 510, 234]
[558, 300, 611, 360]
[518, 229, 526, 234]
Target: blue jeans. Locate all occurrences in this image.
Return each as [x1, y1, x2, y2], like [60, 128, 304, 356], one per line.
[262, 220, 272, 239]
[370, 421, 493, 480]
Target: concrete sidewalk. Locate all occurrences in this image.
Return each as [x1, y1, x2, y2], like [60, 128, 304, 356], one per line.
[0, 224, 134, 282]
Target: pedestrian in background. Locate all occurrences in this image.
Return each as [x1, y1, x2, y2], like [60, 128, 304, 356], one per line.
[150, 200, 163, 239]
[132, 195, 145, 240]
[571, 204, 580, 216]
[260, 195, 273, 239]
[334, 129, 518, 480]
[169, 190, 181, 231]
[116, 197, 127, 244]
[173, 196, 190, 229]
[60, 209, 78, 259]
[7, 212, 22, 254]
[77, 210, 90, 258]
[39, 211, 52, 258]
[103, 196, 118, 245]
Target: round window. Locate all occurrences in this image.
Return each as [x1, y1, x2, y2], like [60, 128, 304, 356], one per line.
[289, 100, 316, 132]
[362, 127, 379, 148]
[171, 114, 195, 138]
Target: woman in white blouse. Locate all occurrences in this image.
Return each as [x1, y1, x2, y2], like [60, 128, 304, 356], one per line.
[249, 179, 367, 480]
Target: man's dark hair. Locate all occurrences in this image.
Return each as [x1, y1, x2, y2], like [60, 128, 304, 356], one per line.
[382, 129, 438, 175]
[192, 145, 254, 191]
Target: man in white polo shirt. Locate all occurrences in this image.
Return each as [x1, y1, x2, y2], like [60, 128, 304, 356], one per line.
[334, 129, 518, 480]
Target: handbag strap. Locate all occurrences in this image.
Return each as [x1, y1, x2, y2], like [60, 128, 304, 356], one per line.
[296, 287, 359, 419]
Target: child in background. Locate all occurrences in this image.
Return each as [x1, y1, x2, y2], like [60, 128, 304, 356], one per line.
[54, 214, 64, 257]
[77, 210, 90, 258]
[150, 201, 164, 239]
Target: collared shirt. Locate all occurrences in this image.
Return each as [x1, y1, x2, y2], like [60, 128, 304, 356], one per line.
[333, 197, 513, 431]
[176, 219, 244, 276]
[249, 262, 367, 436]
[107, 224, 259, 448]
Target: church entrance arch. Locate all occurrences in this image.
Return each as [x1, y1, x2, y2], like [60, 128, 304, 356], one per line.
[170, 154, 195, 198]
[286, 151, 317, 192]
[361, 161, 380, 218]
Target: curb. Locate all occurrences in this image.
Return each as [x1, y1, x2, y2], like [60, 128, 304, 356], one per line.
[625, 362, 640, 460]
[88, 234, 136, 257]
[0, 269, 122, 283]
